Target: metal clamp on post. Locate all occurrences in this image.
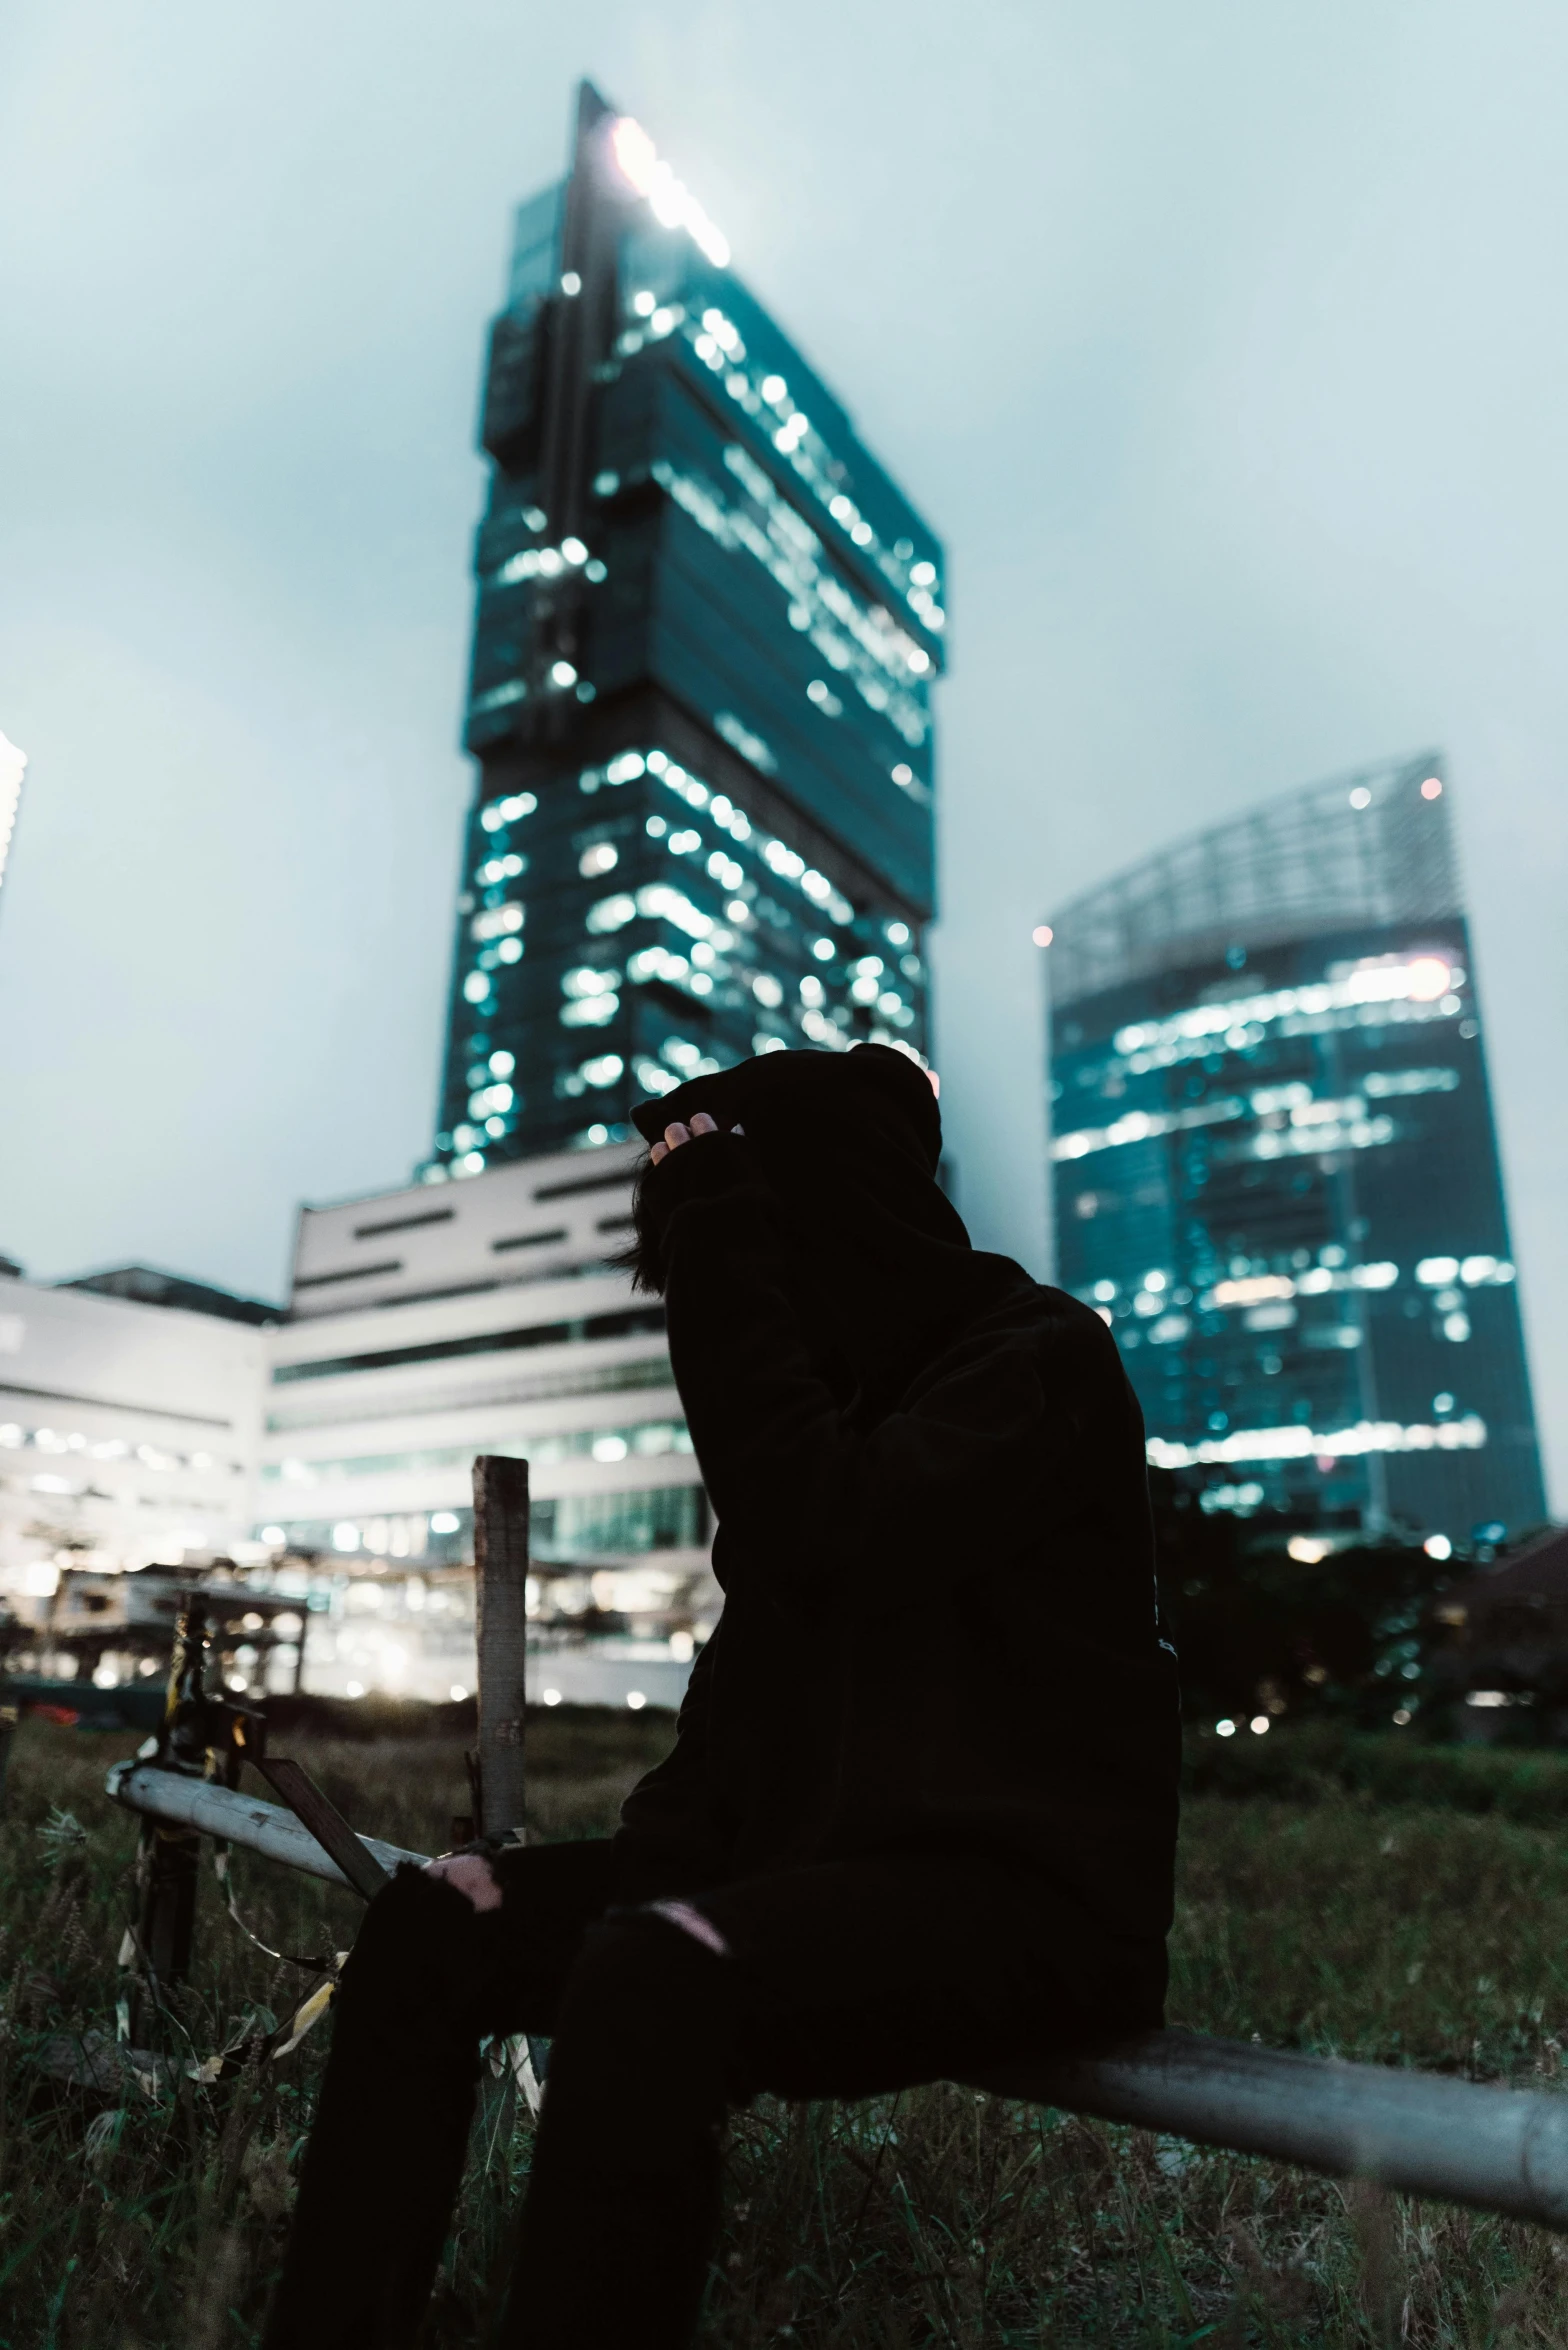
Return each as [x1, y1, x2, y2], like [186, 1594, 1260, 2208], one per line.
[126, 1590, 267, 2031]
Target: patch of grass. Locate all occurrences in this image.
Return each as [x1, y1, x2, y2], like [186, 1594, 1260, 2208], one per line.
[1185, 1720, 1568, 1827]
[2, 1715, 1568, 2343]
[1170, 1793, 1568, 2072]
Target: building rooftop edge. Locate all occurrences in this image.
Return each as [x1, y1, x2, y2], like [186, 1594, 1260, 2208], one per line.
[1050, 748, 1445, 931]
[1047, 748, 1457, 1012]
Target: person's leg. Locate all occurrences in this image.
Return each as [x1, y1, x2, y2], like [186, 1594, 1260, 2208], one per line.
[497, 1855, 1147, 2349]
[263, 1840, 615, 2350]
[499, 1906, 735, 2350]
[706, 1850, 1163, 2101]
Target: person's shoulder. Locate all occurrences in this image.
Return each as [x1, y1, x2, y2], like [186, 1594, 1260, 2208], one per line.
[966, 1269, 1116, 1352]
[907, 1271, 1131, 1435]
[965, 1279, 1135, 1417]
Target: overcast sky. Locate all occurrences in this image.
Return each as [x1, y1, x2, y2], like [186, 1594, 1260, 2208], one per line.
[3, 1, 1567, 1508]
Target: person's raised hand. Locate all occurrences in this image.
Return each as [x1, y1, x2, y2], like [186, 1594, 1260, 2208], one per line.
[423, 1851, 502, 1912]
[650, 1112, 743, 1166]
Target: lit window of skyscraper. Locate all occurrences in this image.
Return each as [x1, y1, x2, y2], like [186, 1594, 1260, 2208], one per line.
[426, 84, 944, 1176]
[1046, 754, 1546, 1545]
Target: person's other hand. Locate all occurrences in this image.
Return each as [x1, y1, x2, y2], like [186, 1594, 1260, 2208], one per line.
[650, 1112, 743, 1165]
[423, 1852, 502, 1912]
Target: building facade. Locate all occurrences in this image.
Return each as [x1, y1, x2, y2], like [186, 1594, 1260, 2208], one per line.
[0, 1269, 266, 1604]
[428, 83, 944, 1174]
[0, 1148, 713, 1710]
[1047, 754, 1547, 1545]
[254, 1144, 712, 1706]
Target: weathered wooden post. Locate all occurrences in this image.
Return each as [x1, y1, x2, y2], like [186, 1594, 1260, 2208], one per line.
[0, 1701, 18, 1817]
[470, 1454, 547, 2110]
[130, 1592, 212, 2031]
[472, 1454, 531, 1841]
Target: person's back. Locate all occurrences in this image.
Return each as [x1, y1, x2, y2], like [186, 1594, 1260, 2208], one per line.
[618, 1058, 1179, 2014]
[264, 1044, 1180, 2349]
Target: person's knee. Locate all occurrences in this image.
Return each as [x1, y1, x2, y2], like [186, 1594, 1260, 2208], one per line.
[543, 1908, 734, 2172]
[337, 1862, 482, 2034]
[565, 1906, 731, 2035]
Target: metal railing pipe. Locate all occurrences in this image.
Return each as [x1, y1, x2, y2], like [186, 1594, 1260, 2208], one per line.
[107, 1762, 428, 1891]
[977, 2031, 1568, 2230]
[110, 1758, 1568, 2227]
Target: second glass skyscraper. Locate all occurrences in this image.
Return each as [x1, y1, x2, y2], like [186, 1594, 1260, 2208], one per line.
[1047, 755, 1545, 1546]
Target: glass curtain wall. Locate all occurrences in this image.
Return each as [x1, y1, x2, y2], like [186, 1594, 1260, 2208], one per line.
[431, 84, 945, 1170]
[1047, 755, 1546, 1545]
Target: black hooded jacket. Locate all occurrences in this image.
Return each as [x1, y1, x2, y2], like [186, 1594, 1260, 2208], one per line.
[613, 1045, 1180, 2022]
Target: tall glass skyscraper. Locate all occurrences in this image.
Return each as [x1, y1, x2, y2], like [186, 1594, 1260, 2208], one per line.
[427, 85, 943, 1173]
[1047, 754, 1546, 1546]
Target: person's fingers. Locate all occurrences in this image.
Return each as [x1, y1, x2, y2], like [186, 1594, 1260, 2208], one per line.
[652, 1113, 737, 1163]
[731, 1121, 745, 1134]
[422, 1853, 503, 1913]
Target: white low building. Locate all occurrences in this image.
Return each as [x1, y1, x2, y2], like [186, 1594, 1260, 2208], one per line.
[0, 1143, 713, 1710]
[0, 1271, 266, 1610]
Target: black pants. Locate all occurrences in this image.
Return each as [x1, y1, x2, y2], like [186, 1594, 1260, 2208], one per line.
[264, 1841, 1136, 2349]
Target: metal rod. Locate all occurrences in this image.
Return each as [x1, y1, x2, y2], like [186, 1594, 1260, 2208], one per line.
[107, 1753, 1568, 2229]
[473, 1453, 531, 1840]
[256, 1756, 392, 1902]
[108, 1763, 427, 1889]
[973, 2030, 1568, 2231]
[139, 1815, 201, 1993]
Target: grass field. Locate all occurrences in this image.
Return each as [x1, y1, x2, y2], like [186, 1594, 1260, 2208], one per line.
[4, 1714, 1568, 2346]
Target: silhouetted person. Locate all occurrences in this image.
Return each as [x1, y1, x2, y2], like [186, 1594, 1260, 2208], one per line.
[264, 1043, 1179, 2348]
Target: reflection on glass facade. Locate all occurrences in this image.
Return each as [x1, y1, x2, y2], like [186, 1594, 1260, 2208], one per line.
[1048, 754, 1546, 1544]
[266, 1488, 709, 1567]
[427, 83, 943, 1172]
[258, 1420, 692, 1490]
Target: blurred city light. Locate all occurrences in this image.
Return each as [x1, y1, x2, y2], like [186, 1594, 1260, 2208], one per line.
[608, 115, 731, 267]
